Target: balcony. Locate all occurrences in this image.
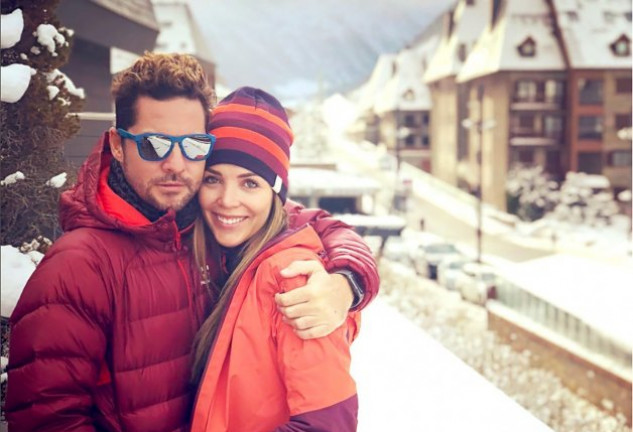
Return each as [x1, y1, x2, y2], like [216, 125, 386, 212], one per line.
[511, 95, 565, 111]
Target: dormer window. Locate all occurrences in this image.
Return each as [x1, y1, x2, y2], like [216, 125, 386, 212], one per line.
[610, 34, 631, 57]
[403, 89, 415, 101]
[517, 36, 536, 57]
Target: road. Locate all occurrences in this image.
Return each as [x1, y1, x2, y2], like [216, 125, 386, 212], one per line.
[332, 136, 552, 263]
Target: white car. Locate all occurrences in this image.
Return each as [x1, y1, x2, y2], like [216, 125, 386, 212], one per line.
[454, 262, 498, 305]
[437, 257, 471, 291]
[413, 242, 461, 279]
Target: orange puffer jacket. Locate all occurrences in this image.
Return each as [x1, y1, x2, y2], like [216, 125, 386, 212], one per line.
[191, 226, 360, 432]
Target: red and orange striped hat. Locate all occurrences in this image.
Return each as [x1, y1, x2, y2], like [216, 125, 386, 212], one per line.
[207, 87, 294, 202]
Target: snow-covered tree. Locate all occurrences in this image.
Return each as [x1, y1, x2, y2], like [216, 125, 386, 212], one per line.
[506, 164, 559, 221]
[1, 0, 84, 246]
[506, 165, 621, 226]
[549, 172, 620, 227]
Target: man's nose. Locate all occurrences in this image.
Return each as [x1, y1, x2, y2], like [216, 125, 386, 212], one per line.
[161, 144, 187, 174]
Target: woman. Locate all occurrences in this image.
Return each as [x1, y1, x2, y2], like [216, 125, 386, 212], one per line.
[190, 87, 360, 432]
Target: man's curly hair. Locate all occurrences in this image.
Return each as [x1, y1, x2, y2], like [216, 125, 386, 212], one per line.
[111, 52, 215, 130]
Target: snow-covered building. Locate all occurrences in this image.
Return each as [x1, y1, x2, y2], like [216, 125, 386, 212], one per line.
[350, 21, 441, 172]
[57, 0, 160, 166]
[439, 0, 632, 211]
[456, 0, 567, 209]
[152, 0, 216, 90]
[424, 0, 490, 186]
[349, 54, 397, 144]
[373, 35, 439, 172]
[551, 0, 632, 195]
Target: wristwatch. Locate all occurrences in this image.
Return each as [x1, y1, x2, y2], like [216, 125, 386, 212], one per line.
[334, 269, 365, 310]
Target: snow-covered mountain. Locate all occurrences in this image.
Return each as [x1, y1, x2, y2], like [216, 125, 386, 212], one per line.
[189, 0, 449, 103]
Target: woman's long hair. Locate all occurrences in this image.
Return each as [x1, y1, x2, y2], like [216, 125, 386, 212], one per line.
[191, 194, 288, 383]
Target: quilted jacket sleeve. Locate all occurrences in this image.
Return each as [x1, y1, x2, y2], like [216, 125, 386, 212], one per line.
[284, 200, 379, 310]
[6, 239, 112, 432]
[269, 249, 359, 432]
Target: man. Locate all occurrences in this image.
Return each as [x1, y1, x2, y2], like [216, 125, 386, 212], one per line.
[6, 53, 378, 431]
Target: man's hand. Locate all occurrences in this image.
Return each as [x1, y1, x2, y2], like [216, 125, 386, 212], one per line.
[275, 260, 354, 340]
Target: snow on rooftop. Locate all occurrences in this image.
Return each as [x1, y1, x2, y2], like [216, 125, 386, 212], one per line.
[457, 1, 566, 83]
[553, 0, 632, 69]
[495, 254, 633, 351]
[373, 40, 437, 114]
[424, 0, 489, 83]
[355, 53, 397, 112]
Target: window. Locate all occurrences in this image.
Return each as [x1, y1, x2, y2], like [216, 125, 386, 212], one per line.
[546, 150, 561, 173]
[423, 113, 429, 125]
[402, 89, 415, 101]
[608, 150, 632, 167]
[458, 44, 467, 62]
[517, 37, 536, 57]
[578, 152, 603, 174]
[578, 116, 603, 140]
[578, 79, 603, 105]
[544, 115, 564, 138]
[615, 113, 632, 130]
[615, 77, 632, 94]
[466, 0, 475, 5]
[545, 80, 565, 103]
[422, 135, 430, 146]
[515, 149, 535, 164]
[404, 114, 416, 127]
[610, 34, 631, 57]
[405, 134, 415, 146]
[518, 114, 535, 129]
[515, 80, 538, 102]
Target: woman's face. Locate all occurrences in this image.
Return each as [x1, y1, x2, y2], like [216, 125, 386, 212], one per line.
[199, 164, 273, 248]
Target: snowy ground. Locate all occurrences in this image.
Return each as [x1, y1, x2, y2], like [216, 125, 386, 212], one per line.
[361, 260, 632, 432]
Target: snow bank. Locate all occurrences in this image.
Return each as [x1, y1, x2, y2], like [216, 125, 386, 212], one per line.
[1, 8, 23, 49]
[0, 63, 33, 103]
[1, 245, 37, 318]
[351, 299, 553, 431]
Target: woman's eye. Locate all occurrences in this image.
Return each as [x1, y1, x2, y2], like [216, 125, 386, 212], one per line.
[203, 175, 219, 184]
[244, 179, 259, 189]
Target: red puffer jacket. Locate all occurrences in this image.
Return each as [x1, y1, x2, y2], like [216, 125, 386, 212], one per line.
[5, 133, 379, 432]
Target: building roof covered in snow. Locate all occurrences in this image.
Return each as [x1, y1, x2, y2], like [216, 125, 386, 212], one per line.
[457, 0, 566, 83]
[374, 35, 439, 114]
[424, 0, 490, 83]
[152, 0, 215, 64]
[356, 53, 398, 112]
[552, 0, 632, 69]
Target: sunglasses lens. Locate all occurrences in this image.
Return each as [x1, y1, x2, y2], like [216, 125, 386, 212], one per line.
[182, 135, 213, 160]
[141, 135, 173, 160]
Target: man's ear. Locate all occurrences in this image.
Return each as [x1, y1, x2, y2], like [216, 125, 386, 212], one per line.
[109, 127, 124, 162]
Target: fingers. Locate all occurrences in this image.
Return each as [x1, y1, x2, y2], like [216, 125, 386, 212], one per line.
[279, 259, 325, 278]
[293, 325, 334, 340]
[274, 290, 311, 308]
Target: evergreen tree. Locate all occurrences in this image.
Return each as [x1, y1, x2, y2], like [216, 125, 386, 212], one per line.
[1, 0, 83, 246]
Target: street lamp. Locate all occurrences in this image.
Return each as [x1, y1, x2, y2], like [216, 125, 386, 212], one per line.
[392, 126, 411, 212]
[461, 85, 495, 263]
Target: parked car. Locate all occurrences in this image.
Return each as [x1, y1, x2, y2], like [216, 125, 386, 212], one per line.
[382, 235, 414, 265]
[414, 242, 461, 279]
[437, 257, 471, 291]
[454, 262, 498, 305]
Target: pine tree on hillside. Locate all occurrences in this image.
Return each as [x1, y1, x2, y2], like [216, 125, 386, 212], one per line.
[1, 0, 83, 246]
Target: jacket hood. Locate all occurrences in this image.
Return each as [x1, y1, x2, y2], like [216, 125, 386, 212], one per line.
[59, 132, 181, 243]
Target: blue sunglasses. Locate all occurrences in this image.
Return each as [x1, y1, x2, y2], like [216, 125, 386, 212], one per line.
[117, 128, 215, 162]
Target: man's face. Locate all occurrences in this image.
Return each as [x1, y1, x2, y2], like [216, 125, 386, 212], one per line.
[109, 96, 207, 212]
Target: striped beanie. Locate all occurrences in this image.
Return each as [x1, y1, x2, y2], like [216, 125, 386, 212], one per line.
[207, 86, 294, 203]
